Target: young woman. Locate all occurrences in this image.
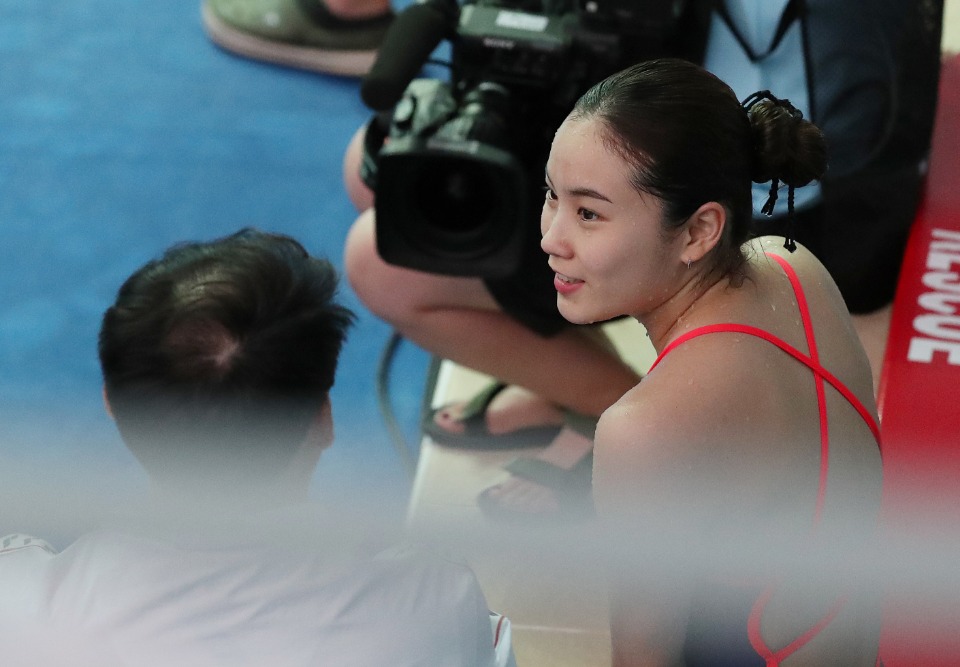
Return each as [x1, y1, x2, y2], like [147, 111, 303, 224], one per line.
[541, 58, 884, 665]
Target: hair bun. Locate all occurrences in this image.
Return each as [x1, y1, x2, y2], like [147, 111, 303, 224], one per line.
[746, 97, 827, 188]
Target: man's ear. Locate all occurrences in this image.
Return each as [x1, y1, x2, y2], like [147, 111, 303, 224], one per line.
[102, 385, 114, 421]
[308, 397, 334, 451]
[681, 201, 726, 265]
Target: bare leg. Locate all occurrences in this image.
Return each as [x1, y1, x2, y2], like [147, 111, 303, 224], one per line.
[344, 212, 640, 513]
[851, 303, 892, 397]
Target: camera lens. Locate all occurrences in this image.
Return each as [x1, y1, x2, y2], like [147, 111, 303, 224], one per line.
[415, 161, 494, 233]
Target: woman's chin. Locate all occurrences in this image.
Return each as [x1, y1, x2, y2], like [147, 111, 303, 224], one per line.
[558, 303, 603, 326]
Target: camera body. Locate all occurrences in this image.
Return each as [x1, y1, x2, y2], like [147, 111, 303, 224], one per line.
[362, 1, 684, 278]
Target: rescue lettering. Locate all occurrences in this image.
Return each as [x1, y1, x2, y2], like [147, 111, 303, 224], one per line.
[908, 228, 960, 365]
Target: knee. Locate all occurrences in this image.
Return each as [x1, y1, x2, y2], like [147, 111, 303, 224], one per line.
[344, 210, 382, 307]
[342, 124, 375, 213]
[344, 210, 412, 324]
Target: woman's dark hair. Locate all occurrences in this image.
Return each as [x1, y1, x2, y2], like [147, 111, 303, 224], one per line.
[571, 58, 827, 275]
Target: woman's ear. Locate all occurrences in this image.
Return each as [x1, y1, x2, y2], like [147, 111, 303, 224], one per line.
[682, 202, 726, 264]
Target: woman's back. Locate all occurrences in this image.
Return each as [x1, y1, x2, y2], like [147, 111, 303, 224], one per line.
[595, 237, 883, 665]
[543, 58, 883, 665]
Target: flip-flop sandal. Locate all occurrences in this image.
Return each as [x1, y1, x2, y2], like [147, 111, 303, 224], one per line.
[422, 382, 564, 450]
[476, 412, 598, 524]
[476, 452, 595, 524]
[202, 0, 394, 77]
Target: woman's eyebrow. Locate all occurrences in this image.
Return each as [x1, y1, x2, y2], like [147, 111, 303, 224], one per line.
[543, 169, 612, 202]
[566, 186, 612, 202]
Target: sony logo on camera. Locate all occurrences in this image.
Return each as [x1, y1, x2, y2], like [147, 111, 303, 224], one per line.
[457, 4, 571, 90]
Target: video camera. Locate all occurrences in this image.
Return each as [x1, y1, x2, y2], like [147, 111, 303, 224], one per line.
[360, 0, 686, 278]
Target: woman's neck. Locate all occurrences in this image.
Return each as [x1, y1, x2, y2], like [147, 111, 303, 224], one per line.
[638, 266, 738, 355]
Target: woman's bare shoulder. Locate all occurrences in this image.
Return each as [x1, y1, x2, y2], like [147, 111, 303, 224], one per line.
[593, 333, 790, 493]
[595, 387, 673, 464]
[595, 359, 745, 472]
[748, 236, 844, 298]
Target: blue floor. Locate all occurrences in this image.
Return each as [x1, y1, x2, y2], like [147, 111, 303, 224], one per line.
[0, 1, 429, 541]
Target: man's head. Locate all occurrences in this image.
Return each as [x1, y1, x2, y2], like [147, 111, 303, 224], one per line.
[99, 229, 354, 495]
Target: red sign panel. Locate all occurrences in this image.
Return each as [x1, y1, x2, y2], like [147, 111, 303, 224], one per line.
[878, 54, 960, 667]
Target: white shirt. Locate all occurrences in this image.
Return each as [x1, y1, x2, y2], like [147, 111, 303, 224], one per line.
[0, 521, 511, 667]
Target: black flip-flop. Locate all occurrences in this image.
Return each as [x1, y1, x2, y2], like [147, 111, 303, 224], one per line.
[475, 411, 598, 524]
[476, 452, 595, 524]
[422, 382, 563, 450]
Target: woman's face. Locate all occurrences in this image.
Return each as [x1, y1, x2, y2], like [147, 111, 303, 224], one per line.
[541, 115, 684, 325]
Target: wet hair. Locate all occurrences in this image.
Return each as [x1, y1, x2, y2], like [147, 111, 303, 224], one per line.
[98, 228, 354, 488]
[570, 58, 827, 276]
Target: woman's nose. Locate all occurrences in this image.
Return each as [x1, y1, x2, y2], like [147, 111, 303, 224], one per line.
[540, 208, 567, 257]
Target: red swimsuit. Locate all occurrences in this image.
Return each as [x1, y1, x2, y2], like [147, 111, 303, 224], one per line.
[649, 252, 882, 666]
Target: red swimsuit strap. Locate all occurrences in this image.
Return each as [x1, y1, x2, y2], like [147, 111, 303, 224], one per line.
[651, 321, 881, 445]
[648, 252, 881, 665]
[648, 254, 881, 443]
[769, 253, 831, 528]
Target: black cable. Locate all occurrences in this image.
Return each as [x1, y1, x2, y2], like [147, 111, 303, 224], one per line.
[375, 329, 419, 479]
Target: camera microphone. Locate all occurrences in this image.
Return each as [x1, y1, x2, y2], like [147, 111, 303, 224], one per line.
[360, 0, 458, 112]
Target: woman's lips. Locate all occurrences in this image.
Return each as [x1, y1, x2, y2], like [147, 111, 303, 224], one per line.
[554, 272, 584, 296]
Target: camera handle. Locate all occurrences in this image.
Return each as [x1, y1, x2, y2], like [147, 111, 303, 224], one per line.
[359, 113, 392, 192]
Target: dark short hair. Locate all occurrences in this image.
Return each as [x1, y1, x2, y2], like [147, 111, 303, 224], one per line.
[98, 228, 354, 486]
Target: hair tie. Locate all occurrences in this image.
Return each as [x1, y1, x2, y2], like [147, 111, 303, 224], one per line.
[783, 185, 797, 253]
[743, 91, 802, 253]
[741, 90, 768, 113]
[760, 178, 779, 216]
[741, 90, 803, 120]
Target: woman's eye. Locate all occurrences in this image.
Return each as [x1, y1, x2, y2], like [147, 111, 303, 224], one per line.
[543, 186, 557, 202]
[579, 208, 599, 221]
